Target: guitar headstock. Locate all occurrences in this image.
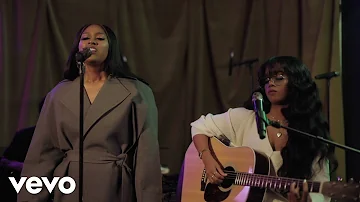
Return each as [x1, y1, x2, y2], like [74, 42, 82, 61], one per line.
[322, 178, 360, 201]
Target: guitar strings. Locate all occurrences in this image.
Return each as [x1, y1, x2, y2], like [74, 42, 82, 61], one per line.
[215, 170, 320, 190]
[222, 171, 315, 184]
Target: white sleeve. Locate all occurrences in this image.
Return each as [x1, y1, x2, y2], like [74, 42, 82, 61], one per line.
[309, 158, 331, 202]
[190, 108, 253, 146]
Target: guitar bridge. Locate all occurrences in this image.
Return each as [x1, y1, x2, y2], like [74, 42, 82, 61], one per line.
[201, 168, 207, 191]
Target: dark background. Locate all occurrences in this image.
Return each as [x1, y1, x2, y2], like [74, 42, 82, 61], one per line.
[0, 0, 354, 182]
[342, 0, 360, 181]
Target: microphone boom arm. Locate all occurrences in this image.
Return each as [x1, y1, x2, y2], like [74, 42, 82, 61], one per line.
[259, 116, 360, 155]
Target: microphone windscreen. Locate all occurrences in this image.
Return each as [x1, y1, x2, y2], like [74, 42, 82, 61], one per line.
[76, 48, 92, 62]
[252, 92, 263, 101]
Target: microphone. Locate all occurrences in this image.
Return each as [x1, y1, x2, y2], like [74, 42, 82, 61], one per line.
[314, 71, 340, 80]
[252, 92, 267, 139]
[76, 48, 92, 63]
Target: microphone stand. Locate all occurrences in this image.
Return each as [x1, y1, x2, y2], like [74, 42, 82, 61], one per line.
[228, 52, 259, 92]
[76, 61, 85, 202]
[314, 71, 340, 125]
[260, 116, 360, 155]
[75, 48, 91, 202]
[325, 78, 330, 124]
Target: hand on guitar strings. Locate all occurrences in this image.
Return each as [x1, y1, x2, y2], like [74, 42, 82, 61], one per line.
[287, 180, 312, 202]
[201, 152, 227, 184]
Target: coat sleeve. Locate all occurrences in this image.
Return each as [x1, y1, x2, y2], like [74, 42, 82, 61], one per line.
[17, 93, 64, 202]
[133, 82, 162, 202]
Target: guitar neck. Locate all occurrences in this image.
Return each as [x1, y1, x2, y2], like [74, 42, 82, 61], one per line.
[227, 171, 321, 193]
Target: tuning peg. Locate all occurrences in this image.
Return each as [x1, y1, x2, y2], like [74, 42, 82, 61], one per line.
[349, 178, 354, 183]
[337, 177, 343, 182]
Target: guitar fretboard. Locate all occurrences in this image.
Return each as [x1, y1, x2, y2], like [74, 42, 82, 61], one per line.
[225, 171, 321, 192]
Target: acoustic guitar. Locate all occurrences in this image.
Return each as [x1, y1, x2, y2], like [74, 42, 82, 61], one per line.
[178, 137, 360, 202]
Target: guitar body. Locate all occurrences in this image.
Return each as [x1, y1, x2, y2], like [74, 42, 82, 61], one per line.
[178, 137, 360, 202]
[179, 137, 273, 202]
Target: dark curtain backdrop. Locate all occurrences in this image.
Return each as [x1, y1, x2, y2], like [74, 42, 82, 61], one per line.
[0, 0, 345, 178]
[342, 0, 360, 182]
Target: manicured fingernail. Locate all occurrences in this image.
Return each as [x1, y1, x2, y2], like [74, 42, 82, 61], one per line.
[303, 179, 307, 183]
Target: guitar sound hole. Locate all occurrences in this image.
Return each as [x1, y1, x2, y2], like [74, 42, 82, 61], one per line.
[204, 166, 235, 201]
[220, 166, 235, 189]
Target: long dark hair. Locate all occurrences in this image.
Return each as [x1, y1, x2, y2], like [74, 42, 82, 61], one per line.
[244, 56, 338, 179]
[64, 24, 146, 84]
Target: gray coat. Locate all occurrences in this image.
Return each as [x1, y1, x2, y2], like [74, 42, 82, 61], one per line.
[17, 77, 162, 202]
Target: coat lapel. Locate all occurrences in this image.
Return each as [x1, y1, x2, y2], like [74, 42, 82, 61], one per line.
[59, 77, 85, 119]
[83, 78, 130, 135]
[59, 77, 131, 137]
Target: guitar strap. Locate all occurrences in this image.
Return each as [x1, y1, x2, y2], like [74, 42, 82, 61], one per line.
[217, 135, 232, 147]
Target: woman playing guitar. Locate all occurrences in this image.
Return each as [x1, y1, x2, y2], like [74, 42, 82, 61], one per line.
[191, 56, 338, 202]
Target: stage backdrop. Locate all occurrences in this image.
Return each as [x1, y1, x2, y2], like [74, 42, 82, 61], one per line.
[0, 0, 345, 178]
